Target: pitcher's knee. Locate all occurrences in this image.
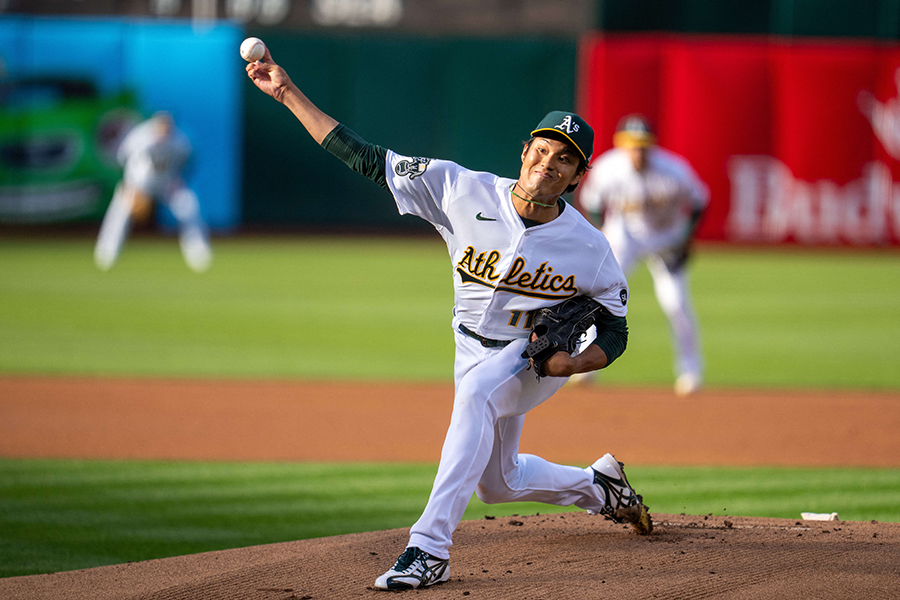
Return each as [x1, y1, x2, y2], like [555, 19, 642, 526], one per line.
[475, 482, 513, 505]
[455, 378, 492, 407]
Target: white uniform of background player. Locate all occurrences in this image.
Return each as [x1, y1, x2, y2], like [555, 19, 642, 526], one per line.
[94, 111, 212, 272]
[245, 45, 652, 592]
[578, 115, 709, 396]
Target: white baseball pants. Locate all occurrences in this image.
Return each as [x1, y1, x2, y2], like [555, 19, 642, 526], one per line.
[94, 182, 212, 273]
[606, 226, 703, 381]
[406, 319, 605, 559]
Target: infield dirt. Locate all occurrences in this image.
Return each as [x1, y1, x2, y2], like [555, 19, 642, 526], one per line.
[1, 376, 898, 599]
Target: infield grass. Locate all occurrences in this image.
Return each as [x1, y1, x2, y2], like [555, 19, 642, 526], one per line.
[1, 235, 898, 388]
[1, 458, 898, 578]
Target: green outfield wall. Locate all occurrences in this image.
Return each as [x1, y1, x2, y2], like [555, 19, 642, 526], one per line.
[598, 0, 900, 39]
[240, 34, 577, 229]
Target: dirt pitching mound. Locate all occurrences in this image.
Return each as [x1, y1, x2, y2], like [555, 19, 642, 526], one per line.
[1, 513, 897, 600]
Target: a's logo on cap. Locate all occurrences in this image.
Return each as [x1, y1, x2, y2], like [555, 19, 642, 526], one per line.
[532, 111, 593, 162]
[555, 115, 580, 135]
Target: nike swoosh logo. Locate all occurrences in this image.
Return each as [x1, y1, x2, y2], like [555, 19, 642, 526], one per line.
[475, 212, 497, 221]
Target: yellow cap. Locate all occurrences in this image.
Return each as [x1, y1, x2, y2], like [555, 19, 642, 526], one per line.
[613, 114, 656, 148]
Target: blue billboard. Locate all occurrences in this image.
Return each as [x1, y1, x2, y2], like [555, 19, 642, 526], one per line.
[0, 16, 242, 230]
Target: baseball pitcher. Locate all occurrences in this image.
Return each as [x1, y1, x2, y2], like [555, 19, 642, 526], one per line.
[578, 115, 709, 396]
[246, 46, 652, 591]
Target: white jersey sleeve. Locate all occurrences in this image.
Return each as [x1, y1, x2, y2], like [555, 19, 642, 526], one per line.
[116, 121, 150, 167]
[384, 151, 465, 232]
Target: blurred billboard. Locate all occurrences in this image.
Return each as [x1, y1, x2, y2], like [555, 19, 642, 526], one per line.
[578, 34, 900, 246]
[0, 16, 242, 230]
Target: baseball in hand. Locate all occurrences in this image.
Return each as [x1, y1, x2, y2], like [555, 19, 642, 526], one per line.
[240, 37, 266, 62]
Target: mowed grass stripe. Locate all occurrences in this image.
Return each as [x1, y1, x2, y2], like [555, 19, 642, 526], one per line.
[1, 458, 898, 578]
[1, 237, 898, 388]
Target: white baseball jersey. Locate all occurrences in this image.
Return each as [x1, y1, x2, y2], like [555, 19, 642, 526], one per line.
[385, 152, 629, 341]
[117, 119, 192, 197]
[579, 146, 709, 251]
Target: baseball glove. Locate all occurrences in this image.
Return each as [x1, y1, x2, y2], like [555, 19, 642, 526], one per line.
[129, 190, 154, 224]
[663, 240, 691, 272]
[521, 295, 606, 381]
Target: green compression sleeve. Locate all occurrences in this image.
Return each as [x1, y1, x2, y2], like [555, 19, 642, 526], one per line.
[321, 124, 389, 189]
[591, 311, 628, 367]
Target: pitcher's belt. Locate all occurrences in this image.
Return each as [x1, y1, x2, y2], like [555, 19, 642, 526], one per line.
[458, 323, 514, 348]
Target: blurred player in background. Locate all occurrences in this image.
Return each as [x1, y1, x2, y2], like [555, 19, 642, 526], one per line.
[577, 115, 709, 396]
[94, 111, 212, 272]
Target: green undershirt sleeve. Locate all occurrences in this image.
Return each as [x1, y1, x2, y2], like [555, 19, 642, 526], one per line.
[321, 124, 389, 189]
[591, 311, 628, 367]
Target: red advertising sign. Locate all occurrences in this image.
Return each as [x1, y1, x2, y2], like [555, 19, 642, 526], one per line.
[577, 33, 900, 246]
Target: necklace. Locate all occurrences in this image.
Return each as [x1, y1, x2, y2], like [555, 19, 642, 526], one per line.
[509, 183, 558, 208]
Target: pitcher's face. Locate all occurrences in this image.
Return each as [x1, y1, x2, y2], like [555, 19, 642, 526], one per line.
[518, 137, 584, 200]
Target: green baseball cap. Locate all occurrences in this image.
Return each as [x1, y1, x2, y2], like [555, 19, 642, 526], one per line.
[531, 110, 594, 163]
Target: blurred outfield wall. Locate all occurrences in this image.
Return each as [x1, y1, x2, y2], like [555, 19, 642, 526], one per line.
[5, 4, 900, 246]
[240, 33, 577, 231]
[242, 30, 900, 247]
